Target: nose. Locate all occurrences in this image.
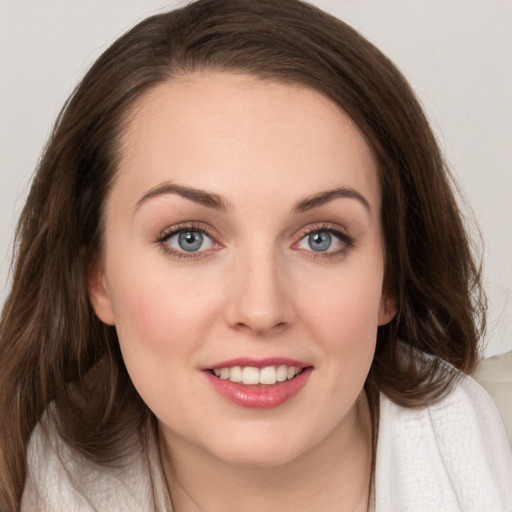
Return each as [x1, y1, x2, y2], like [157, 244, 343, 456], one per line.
[224, 249, 296, 336]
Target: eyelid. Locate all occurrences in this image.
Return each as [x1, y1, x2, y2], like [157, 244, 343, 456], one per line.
[292, 222, 356, 257]
[294, 222, 351, 241]
[155, 222, 222, 259]
[154, 221, 355, 260]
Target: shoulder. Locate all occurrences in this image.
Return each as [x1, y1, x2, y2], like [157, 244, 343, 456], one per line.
[375, 374, 512, 512]
[21, 414, 155, 512]
[473, 351, 512, 444]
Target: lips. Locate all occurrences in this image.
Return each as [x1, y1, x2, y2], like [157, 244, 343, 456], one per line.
[211, 364, 303, 385]
[204, 358, 313, 408]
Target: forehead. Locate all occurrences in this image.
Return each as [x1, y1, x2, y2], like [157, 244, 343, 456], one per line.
[115, 71, 380, 212]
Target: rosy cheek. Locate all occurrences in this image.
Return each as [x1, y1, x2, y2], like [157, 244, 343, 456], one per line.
[108, 270, 169, 351]
[131, 294, 160, 339]
[120, 273, 210, 353]
[306, 275, 382, 345]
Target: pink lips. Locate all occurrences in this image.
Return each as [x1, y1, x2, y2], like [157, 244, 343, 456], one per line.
[204, 358, 312, 409]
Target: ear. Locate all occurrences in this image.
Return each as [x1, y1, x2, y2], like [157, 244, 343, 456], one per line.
[378, 285, 397, 326]
[87, 264, 116, 326]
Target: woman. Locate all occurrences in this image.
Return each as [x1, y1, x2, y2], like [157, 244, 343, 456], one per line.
[0, 0, 510, 510]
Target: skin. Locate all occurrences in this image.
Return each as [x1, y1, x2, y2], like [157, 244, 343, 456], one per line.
[89, 72, 395, 511]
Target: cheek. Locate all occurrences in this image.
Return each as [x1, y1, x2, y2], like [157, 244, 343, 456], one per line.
[296, 261, 383, 374]
[113, 279, 203, 357]
[105, 260, 227, 398]
[107, 269, 214, 413]
[300, 258, 384, 333]
[318, 291, 380, 365]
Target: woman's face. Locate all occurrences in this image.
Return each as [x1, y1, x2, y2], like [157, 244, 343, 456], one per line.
[89, 72, 394, 467]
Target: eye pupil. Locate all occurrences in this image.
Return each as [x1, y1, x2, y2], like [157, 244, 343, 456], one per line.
[178, 231, 203, 252]
[308, 231, 331, 252]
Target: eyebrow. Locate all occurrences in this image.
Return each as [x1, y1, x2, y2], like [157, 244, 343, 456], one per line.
[136, 182, 233, 212]
[136, 182, 371, 215]
[292, 187, 371, 214]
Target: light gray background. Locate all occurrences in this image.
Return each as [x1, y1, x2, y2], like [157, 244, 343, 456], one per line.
[1, 0, 511, 356]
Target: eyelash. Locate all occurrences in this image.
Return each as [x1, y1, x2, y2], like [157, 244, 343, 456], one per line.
[294, 223, 356, 260]
[155, 222, 355, 260]
[155, 222, 220, 260]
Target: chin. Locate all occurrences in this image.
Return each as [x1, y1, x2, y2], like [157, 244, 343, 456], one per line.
[207, 432, 311, 469]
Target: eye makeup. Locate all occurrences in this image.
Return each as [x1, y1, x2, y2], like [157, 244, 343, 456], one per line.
[153, 219, 356, 263]
[154, 222, 222, 260]
[292, 222, 356, 261]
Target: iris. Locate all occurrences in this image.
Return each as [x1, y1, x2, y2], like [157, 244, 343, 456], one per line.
[308, 231, 331, 252]
[178, 231, 203, 252]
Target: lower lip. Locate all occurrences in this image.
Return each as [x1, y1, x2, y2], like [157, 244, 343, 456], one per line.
[204, 368, 312, 409]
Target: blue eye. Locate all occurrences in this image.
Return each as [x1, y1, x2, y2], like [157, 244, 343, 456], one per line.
[164, 229, 215, 253]
[178, 231, 203, 252]
[295, 227, 353, 256]
[307, 231, 332, 252]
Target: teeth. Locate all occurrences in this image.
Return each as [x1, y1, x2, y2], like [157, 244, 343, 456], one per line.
[259, 366, 277, 385]
[242, 367, 259, 385]
[230, 366, 243, 383]
[276, 365, 288, 382]
[212, 365, 303, 385]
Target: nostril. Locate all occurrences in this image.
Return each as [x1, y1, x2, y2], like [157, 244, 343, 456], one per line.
[232, 320, 288, 336]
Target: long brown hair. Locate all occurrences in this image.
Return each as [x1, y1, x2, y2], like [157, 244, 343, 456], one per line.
[0, 0, 485, 509]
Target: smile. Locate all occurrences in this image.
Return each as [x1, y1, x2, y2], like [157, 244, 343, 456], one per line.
[204, 359, 313, 409]
[211, 365, 303, 385]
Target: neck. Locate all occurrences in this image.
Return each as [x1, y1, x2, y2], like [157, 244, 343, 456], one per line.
[159, 391, 373, 512]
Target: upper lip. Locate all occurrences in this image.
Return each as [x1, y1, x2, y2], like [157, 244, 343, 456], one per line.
[206, 357, 312, 370]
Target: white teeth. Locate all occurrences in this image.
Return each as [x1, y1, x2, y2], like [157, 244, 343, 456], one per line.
[230, 366, 243, 383]
[212, 365, 304, 385]
[276, 365, 288, 382]
[242, 367, 260, 385]
[259, 366, 277, 385]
